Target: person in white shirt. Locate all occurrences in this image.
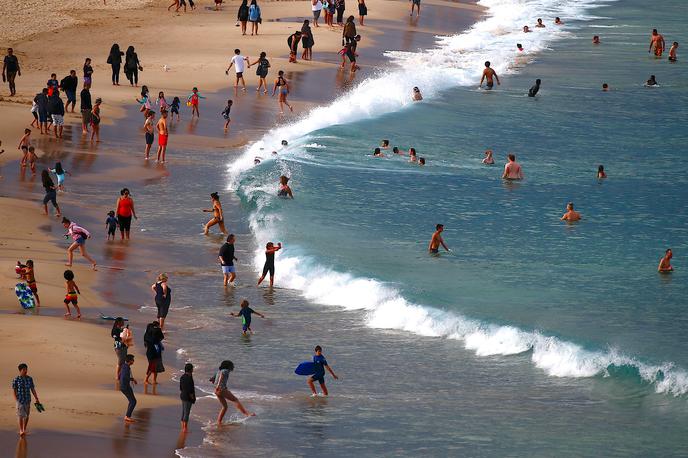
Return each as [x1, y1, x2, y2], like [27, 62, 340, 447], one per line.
[225, 48, 249, 91]
[312, 0, 323, 27]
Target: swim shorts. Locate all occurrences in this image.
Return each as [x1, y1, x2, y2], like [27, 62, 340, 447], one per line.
[64, 293, 78, 305]
[262, 263, 275, 277]
[236, 72, 243, 78]
[430, 248, 439, 254]
[158, 134, 168, 146]
[52, 114, 64, 126]
[145, 132, 154, 145]
[412, 0, 420, 5]
[16, 402, 30, 418]
[81, 109, 92, 125]
[486, 81, 494, 89]
[66, 90, 76, 103]
[222, 265, 236, 274]
[310, 374, 325, 384]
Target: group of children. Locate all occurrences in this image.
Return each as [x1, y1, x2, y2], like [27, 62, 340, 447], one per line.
[15, 260, 82, 317]
[372, 139, 426, 166]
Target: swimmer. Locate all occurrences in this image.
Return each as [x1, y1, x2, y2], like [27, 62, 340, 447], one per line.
[649, 28, 665, 57]
[517, 43, 524, 52]
[645, 75, 658, 86]
[409, 148, 417, 162]
[523, 25, 531, 33]
[597, 165, 606, 179]
[592, 35, 600, 45]
[668, 42, 678, 62]
[602, 83, 609, 91]
[658, 249, 673, 273]
[560, 202, 581, 222]
[535, 18, 545, 28]
[482, 149, 494, 165]
[428, 224, 449, 254]
[418, 157, 425, 166]
[277, 175, 293, 198]
[392, 146, 403, 155]
[528, 78, 541, 97]
[281, 140, 288, 146]
[412, 87, 423, 101]
[254, 157, 262, 165]
[271, 151, 278, 156]
[373, 147, 384, 157]
[502, 154, 523, 180]
[479, 61, 500, 90]
[380, 139, 390, 149]
[555, 17, 563, 25]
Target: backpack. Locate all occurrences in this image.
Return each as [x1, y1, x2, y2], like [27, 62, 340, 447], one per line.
[256, 58, 269, 75]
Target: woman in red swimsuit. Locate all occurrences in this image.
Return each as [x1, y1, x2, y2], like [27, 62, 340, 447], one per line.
[115, 188, 137, 240]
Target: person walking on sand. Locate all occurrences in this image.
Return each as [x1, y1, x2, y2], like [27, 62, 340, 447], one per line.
[272, 71, 294, 114]
[83, 58, 94, 89]
[144, 111, 155, 160]
[63, 269, 82, 318]
[156, 110, 169, 163]
[115, 188, 137, 240]
[226, 49, 249, 92]
[358, 0, 367, 25]
[410, 0, 420, 17]
[428, 224, 450, 254]
[307, 346, 339, 396]
[257, 242, 282, 287]
[152, 274, 172, 330]
[479, 61, 500, 89]
[249, 52, 270, 93]
[12, 363, 40, 437]
[502, 154, 523, 180]
[210, 360, 255, 424]
[119, 354, 138, 423]
[144, 321, 165, 384]
[248, 0, 261, 35]
[90, 97, 102, 143]
[649, 29, 665, 57]
[230, 299, 265, 335]
[219, 234, 238, 286]
[112, 317, 128, 380]
[60, 70, 78, 113]
[237, 0, 249, 35]
[124, 46, 142, 86]
[312, 0, 323, 27]
[41, 169, 61, 217]
[108, 44, 124, 86]
[560, 202, 581, 222]
[62, 217, 97, 270]
[180, 363, 196, 433]
[203, 192, 228, 235]
[48, 92, 65, 139]
[80, 86, 92, 135]
[658, 249, 673, 273]
[3, 48, 21, 96]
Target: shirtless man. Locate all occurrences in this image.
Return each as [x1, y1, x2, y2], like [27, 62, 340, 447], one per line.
[479, 61, 500, 90]
[428, 224, 450, 255]
[156, 110, 169, 163]
[658, 249, 673, 273]
[668, 42, 678, 62]
[535, 18, 545, 28]
[203, 192, 227, 235]
[143, 111, 155, 160]
[560, 202, 581, 222]
[502, 154, 523, 180]
[648, 29, 665, 57]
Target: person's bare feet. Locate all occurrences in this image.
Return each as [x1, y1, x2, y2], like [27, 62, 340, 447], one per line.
[124, 417, 136, 423]
[92, 263, 98, 271]
[65, 263, 72, 267]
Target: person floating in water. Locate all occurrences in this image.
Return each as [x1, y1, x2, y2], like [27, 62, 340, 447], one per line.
[428, 224, 450, 254]
[592, 35, 600, 45]
[278, 175, 294, 198]
[380, 139, 390, 149]
[645, 75, 658, 86]
[602, 83, 609, 91]
[373, 147, 384, 157]
[649, 28, 665, 57]
[528, 79, 541, 97]
[412, 86, 423, 101]
[307, 345, 338, 396]
[482, 149, 494, 165]
[597, 165, 606, 179]
[668, 42, 678, 62]
[479, 61, 500, 90]
[554, 17, 563, 25]
[418, 157, 425, 166]
[658, 249, 673, 273]
[523, 25, 531, 33]
[560, 202, 581, 222]
[517, 43, 524, 52]
[502, 154, 523, 180]
[257, 242, 282, 287]
[535, 18, 545, 28]
[230, 299, 265, 335]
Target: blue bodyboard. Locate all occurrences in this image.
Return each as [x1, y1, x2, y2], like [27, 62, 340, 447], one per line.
[294, 361, 316, 376]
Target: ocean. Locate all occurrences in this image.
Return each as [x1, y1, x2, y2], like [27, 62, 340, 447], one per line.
[117, 0, 688, 455]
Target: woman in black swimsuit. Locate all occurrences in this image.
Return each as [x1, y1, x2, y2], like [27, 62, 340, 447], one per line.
[257, 242, 282, 287]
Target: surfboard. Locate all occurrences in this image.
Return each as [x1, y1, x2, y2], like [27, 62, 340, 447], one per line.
[15, 283, 35, 309]
[294, 361, 316, 376]
[100, 314, 129, 321]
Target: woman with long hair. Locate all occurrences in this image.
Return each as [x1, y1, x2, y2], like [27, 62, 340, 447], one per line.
[124, 46, 142, 87]
[237, 0, 249, 35]
[272, 70, 293, 114]
[108, 44, 124, 85]
[143, 321, 165, 385]
[210, 360, 254, 424]
[248, 0, 261, 35]
[249, 52, 270, 94]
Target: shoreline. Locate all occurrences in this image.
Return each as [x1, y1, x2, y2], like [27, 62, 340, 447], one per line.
[0, 0, 484, 454]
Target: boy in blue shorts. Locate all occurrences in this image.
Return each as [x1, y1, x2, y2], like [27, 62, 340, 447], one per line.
[230, 299, 265, 335]
[308, 345, 338, 396]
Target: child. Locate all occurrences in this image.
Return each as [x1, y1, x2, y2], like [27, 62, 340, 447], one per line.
[90, 98, 102, 143]
[257, 242, 282, 287]
[156, 91, 169, 111]
[222, 99, 233, 131]
[50, 162, 71, 191]
[27, 146, 38, 175]
[18, 128, 31, 155]
[187, 87, 206, 118]
[30, 100, 39, 127]
[597, 165, 606, 179]
[63, 269, 82, 318]
[170, 96, 181, 121]
[15, 260, 25, 278]
[106, 210, 118, 240]
[22, 260, 40, 307]
[230, 299, 265, 335]
[482, 149, 494, 165]
[47, 73, 59, 96]
[143, 111, 155, 160]
[307, 345, 338, 396]
[419, 157, 426, 166]
[277, 175, 294, 198]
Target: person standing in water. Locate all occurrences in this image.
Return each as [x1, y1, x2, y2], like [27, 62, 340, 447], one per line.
[307, 345, 339, 396]
[272, 71, 293, 114]
[502, 154, 523, 180]
[528, 79, 541, 97]
[479, 61, 500, 89]
[668, 42, 678, 62]
[658, 249, 673, 273]
[230, 299, 265, 335]
[560, 202, 581, 222]
[152, 273, 172, 330]
[428, 224, 450, 254]
[219, 234, 238, 286]
[203, 192, 228, 235]
[649, 28, 665, 57]
[210, 360, 255, 424]
[115, 188, 137, 240]
[257, 242, 282, 287]
[597, 165, 606, 179]
[179, 363, 196, 433]
[156, 110, 169, 163]
[143, 111, 155, 160]
[278, 175, 294, 198]
[482, 149, 495, 165]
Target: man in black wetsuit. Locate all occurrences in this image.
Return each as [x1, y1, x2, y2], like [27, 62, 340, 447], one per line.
[528, 79, 541, 97]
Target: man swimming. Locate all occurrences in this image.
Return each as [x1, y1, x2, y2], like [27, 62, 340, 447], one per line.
[528, 79, 541, 97]
[479, 61, 500, 90]
[502, 154, 523, 180]
[428, 224, 450, 254]
[560, 202, 581, 222]
[535, 18, 545, 28]
[658, 249, 673, 273]
[649, 29, 665, 57]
